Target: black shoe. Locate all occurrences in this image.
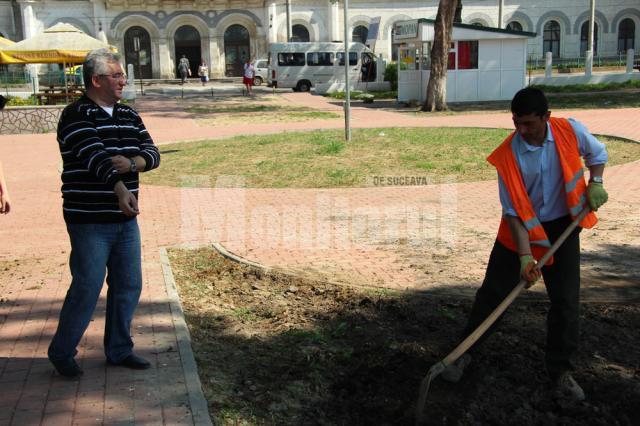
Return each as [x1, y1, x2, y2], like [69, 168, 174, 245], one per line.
[51, 358, 83, 378]
[108, 353, 151, 370]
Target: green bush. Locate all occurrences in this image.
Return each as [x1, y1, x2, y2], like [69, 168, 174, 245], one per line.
[5, 95, 37, 106]
[384, 62, 398, 91]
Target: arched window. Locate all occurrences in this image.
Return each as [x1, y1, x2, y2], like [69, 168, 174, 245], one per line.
[124, 26, 152, 79]
[543, 20, 561, 58]
[618, 18, 635, 53]
[580, 21, 599, 56]
[224, 24, 250, 77]
[352, 25, 368, 44]
[291, 24, 310, 42]
[506, 21, 523, 32]
[174, 25, 201, 79]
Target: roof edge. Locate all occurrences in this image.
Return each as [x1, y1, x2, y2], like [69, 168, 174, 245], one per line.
[414, 18, 537, 37]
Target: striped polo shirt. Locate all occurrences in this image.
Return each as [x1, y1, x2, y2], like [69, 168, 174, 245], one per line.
[57, 95, 160, 224]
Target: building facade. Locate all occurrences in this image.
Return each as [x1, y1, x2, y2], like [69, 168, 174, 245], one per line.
[0, 1, 638, 79]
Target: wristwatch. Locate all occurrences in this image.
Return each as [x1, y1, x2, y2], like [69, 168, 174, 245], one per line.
[129, 158, 137, 173]
[590, 176, 603, 184]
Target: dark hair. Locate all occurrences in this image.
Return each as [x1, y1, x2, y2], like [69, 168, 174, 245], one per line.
[511, 87, 548, 117]
[83, 48, 122, 89]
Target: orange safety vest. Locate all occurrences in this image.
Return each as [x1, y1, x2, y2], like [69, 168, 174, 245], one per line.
[487, 117, 597, 264]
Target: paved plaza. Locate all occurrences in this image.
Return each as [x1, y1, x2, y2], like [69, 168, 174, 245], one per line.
[1, 89, 639, 425]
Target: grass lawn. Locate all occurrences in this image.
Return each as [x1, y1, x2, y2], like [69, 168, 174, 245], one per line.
[143, 127, 640, 188]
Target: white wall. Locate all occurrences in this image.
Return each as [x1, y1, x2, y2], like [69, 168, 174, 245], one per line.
[399, 38, 527, 103]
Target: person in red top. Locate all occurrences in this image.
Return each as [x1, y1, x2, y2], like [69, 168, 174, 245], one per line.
[442, 88, 609, 402]
[243, 57, 255, 96]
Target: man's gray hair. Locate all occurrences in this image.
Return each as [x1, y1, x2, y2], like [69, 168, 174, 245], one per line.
[83, 48, 122, 89]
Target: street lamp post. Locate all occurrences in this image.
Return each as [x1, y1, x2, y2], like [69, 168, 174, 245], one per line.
[133, 36, 144, 95]
[343, 0, 351, 141]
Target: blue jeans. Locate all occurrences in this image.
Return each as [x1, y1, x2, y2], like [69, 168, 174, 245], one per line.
[48, 219, 142, 364]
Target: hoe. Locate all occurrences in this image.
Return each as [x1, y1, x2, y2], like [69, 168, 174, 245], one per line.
[415, 207, 591, 424]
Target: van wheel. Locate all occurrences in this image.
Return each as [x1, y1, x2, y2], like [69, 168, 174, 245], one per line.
[296, 80, 311, 92]
[253, 76, 263, 86]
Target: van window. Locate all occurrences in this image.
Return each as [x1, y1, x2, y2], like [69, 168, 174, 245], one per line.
[278, 52, 305, 66]
[337, 52, 358, 66]
[306, 52, 334, 66]
[256, 60, 267, 69]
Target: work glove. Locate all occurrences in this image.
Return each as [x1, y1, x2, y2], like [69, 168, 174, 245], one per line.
[587, 182, 608, 211]
[520, 254, 541, 288]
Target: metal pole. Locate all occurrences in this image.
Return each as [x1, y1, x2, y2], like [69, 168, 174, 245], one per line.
[343, 0, 351, 141]
[286, 0, 292, 41]
[588, 0, 595, 54]
[63, 60, 69, 104]
[498, 0, 504, 28]
[586, 0, 595, 76]
[138, 57, 144, 96]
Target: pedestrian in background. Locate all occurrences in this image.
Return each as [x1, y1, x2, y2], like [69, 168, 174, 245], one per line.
[178, 54, 190, 84]
[198, 60, 209, 86]
[243, 57, 255, 96]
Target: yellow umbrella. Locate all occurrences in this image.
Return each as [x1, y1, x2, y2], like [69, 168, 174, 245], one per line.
[0, 36, 15, 48]
[0, 23, 116, 64]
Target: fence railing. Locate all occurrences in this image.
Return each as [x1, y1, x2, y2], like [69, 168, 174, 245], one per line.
[1, 67, 84, 88]
[0, 67, 31, 85]
[527, 52, 639, 70]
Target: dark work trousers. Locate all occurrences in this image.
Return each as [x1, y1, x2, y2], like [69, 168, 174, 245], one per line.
[463, 215, 581, 380]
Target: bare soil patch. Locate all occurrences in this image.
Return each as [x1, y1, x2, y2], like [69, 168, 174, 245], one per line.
[168, 247, 640, 425]
[186, 94, 340, 125]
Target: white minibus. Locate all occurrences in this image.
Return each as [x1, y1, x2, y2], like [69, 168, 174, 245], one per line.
[267, 42, 378, 93]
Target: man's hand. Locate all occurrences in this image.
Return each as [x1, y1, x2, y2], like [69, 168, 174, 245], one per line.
[111, 155, 133, 174]
[587, 182, 608, 211]
[114, 181, 139, 217]
[520, 254, 541, 288]
[0, 192, 10, 214]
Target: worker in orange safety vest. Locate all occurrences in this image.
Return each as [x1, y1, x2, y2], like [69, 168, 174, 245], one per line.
[441, 88, 609, 403]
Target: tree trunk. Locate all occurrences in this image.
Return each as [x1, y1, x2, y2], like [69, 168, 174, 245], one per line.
[422, 0, 459, 112]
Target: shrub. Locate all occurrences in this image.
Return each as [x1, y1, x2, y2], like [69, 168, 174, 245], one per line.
[5, 95, 37, 106]
[384, 62, 398, 91]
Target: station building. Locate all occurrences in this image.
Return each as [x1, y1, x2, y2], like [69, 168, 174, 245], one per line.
[0, 1, 638, 79]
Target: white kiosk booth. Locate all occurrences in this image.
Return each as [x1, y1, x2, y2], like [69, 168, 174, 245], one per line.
[394, 19, 535, 103]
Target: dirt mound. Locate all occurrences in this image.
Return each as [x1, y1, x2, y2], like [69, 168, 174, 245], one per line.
[169, 248, 640, 425]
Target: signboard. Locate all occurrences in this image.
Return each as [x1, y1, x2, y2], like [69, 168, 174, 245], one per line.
[366, 17, 381, 51]
[394, 20, 419, 41]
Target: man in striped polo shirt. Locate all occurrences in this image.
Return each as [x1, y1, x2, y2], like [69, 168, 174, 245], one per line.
[48, 48, 160, 377]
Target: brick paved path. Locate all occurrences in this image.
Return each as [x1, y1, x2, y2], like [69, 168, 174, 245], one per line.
[1, 91, 639, 425]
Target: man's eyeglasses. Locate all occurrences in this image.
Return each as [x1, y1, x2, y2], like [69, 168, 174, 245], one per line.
[98, 72, 127, 81]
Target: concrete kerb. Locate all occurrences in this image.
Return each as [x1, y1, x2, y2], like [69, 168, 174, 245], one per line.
[159, 246, 213, 426]
[593, 133, 640, 144]
[211, 242, 404, 294]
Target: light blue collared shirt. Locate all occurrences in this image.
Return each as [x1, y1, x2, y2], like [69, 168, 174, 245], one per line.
[498, 118, 608, 222]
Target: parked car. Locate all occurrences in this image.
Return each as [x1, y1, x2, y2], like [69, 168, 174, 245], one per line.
[253, 58, 268, 86]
